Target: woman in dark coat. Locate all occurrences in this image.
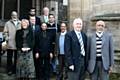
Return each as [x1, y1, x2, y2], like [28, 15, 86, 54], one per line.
[15, 19, 35, 80]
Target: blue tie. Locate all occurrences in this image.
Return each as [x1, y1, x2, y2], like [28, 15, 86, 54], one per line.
[79, 33, 85, 56]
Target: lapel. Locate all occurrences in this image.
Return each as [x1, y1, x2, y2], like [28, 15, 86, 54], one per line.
[10, 20, 21, 26]
[102, 32, 106, 46]
[41, 15, 44, 22]
[81, 32, 86, 45]
[92, 32, 96, 48]
[57, 33, 61, 44]
[72, 30, 80, 45]
[57, 33, 61, 51]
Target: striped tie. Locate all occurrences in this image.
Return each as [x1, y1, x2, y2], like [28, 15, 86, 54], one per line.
[79, 33, 85, 56]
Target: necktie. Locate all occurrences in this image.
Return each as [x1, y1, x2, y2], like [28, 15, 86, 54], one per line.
[79, 33, 85, 56]
[32, 25, 35, 31]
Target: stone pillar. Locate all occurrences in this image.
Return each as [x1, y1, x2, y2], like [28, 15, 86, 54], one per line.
[32, 0, 35, 8]
[1, 0, 4, 20]
[36, 0, 40, 16]
[17, 0, 20, 18]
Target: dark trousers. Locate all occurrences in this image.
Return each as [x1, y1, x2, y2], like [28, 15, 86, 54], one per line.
[57, 55, 67, 80]
[67, 58, 85, 80]
[7, 49, 17, 74]
[38, 54, 51, 80]
[33, 53, 41, 80]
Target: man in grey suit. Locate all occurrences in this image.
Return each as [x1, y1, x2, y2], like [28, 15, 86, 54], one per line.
[40, 7, 49, 23]
[87, 20, 114, 80]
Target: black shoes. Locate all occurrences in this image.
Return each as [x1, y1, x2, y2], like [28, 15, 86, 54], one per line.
[7, 71, 13, 76]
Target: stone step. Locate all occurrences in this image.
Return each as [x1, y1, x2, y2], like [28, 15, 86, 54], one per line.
[0, 73, 15, 80]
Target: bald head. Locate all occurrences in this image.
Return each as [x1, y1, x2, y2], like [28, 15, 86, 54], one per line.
[11, 11, 17, 16]
[96, 20, 105, 32]
[11, 11, 18, 20]
[73, 18, 83, 32]
[43, 7, 49, 16]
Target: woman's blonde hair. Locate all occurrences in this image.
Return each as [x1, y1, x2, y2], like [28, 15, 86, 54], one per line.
[21, 19, 29, 26]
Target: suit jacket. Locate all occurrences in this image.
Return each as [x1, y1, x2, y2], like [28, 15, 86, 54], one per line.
[30, 24, 41, 33]
[56, 33, 61, 55]
[35, 16, 41, 26]
[29, 24, 41, 47]
[64, 30, 88, 72]
[40, 15, 48, 23]
[3, 20, 21, 49]
[15, 28, 34, 50]
[87, 31, 114, 73]
[35, 30, 54, 56]
[20, 16, 41, 26]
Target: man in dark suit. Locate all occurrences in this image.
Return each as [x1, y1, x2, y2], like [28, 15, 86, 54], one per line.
[29, 16, 41, 79]
[35, 23, 54, 80]
[29, 8, 41, 26]
[20, 8, 41, 26]
[64, 18, 88, 80]
[87, 20, 114, 80]
[29, 16, 40, 33]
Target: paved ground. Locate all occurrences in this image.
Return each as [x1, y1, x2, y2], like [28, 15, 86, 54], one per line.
[0, 53, 91, 80]
[0, 53, 15, 80]
[0, 53, 58, 80]
[0, 52, 120, 80]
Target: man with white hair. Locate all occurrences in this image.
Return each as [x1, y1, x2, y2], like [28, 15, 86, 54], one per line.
[40, 7, 49, 23]
[3, 11, 21, 75]
[64, 18, 88, 80]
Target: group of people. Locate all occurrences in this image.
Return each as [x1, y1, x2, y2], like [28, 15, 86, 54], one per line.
[1, 6, 114, 80]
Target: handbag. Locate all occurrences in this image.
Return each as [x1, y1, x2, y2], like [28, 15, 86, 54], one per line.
[2, 41, 7, 50]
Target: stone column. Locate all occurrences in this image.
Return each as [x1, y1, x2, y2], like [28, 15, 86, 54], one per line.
[1, 0, 4, 20]
[32, 0, 35, 8]
[17, 0, 20, 18]
[36, 0, 40, 16]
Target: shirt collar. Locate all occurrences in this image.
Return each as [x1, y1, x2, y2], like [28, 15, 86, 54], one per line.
[74, 30, 82, 39]
[96, 31, 104, 37]
[61, 31, 67, 35]
[74, 30, 81, 35]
